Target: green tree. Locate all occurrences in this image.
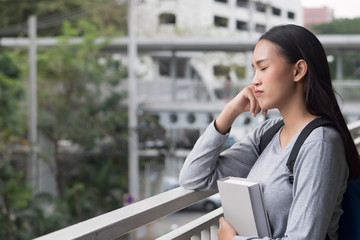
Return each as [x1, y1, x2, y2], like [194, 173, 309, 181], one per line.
[37, 19, 129, 224]
[311, 18, 360, 34]
[310, 18, 360, 81]
[0, 0, 127, 37]
[0, 49, 33, 240]
[0, 0, 130, 238]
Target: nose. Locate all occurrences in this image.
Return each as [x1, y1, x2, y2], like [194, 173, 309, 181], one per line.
[252, 73, 260, 86]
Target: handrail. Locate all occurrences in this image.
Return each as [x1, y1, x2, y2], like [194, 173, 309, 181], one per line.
[348, 120, 360, 147]
[34, 120, 360, 240]
[34, 187, 217, 240]
[348, 120, 360, 134]
[156, 208, 223, 240]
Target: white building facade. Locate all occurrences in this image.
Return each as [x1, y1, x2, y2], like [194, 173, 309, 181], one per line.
[137, 0, 303, 38]
[135, 0, 303, 92]
[133, 0, 303, 109]
[130, 0, 304, 196]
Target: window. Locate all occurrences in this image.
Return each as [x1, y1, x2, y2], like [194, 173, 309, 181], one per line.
[213, 65, 230, 76]
[214, 0, 227, 3]
[159, 13, 176, 24]
[234, 66, 246, 79]
[236, 0, 248, 8]
[214, 16, 228, 27]
[255, 2, 266, 13]
[288, 11, 295, 19]
[272, 7, 281, 16]
[158, 58, 185, 78]
[255, 24, 266, 33]
[159, 60, 170, 76]
[236, 20, 248, 31]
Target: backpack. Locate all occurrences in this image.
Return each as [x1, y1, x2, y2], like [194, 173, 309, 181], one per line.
[259, 117, 360, 240]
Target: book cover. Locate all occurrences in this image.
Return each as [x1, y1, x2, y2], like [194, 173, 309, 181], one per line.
[217, 177, 271, 238]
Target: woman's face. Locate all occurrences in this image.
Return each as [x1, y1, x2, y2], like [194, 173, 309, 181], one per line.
[251, 39, 298, 111]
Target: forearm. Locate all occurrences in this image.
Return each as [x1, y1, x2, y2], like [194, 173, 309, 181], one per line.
[216, 85, 263, 134]
[179, 121, 228, 190]
[215, 103, 243, 134]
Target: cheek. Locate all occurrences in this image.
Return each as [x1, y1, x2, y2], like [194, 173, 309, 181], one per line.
[261, 70, 295, 106]
[267, 68, 294, 89]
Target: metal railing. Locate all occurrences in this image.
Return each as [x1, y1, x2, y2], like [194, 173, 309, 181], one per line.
[348, 119, 360, 147]
[34, 120, 360, 240]
[34, 187, 219, 240]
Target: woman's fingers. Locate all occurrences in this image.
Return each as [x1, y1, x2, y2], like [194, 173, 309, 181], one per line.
[245, 86, 262, 117]
[217, 217, 237, 240]
[228, 85, 267, 118]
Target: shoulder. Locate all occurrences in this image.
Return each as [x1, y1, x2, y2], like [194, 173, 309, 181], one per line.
[304, 125, 343, 147]
[298, 125, 346, 169]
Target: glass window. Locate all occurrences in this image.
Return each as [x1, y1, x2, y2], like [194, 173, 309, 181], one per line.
[272, 7, 281, 16]
[159, 59, 185, 78]
[159, 13, 176, 24]
[159, 59, 170, 76]
[255, 24, 266, 33]
[214, 16, 229, 27]
[288, 11, 295, 19]
[236, 20, 248, 31]
[236, 0, 248, 8]
[213, 65, 230, 76]
[255, 2, 266, 13]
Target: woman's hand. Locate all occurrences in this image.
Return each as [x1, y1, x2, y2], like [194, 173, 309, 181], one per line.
[230, 86, 263, 117]
[217, 217, 237, 240]
[215, 86, 266, 134]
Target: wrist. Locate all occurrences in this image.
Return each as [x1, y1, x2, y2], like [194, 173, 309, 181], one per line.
[214, 119, 231, 135]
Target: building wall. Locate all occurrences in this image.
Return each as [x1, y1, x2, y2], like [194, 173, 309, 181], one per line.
[136, 0, 303, 38]
[304, 7, 334, 27]
[133, 1, 303, 188]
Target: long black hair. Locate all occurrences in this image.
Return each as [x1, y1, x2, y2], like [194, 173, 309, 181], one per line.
[260, 24, 360, 181]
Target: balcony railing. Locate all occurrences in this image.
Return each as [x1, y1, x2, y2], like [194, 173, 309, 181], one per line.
[34, 120, 360, 240]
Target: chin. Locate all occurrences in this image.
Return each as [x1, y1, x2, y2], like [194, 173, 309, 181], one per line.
[259, 99, 277, 110]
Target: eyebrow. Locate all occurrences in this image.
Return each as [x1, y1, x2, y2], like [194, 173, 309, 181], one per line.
[251, 58, 269, 68]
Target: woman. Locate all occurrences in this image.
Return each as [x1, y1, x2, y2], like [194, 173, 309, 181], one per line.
[179, 24, 360, 240]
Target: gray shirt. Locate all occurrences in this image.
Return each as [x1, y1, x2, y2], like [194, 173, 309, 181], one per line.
[179, 118, 348, 240]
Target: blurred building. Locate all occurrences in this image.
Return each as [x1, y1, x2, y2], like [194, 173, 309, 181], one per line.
[137, 0, 302, 38]
[134, 0, 303, 102]
[131, 0, 303, 195]
[303, 6, 334, 28]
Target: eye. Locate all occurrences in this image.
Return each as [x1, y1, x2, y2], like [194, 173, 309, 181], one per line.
[260, 67, 268, 71]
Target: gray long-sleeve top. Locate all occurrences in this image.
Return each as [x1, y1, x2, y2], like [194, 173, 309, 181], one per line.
[179, 118, 348, 240]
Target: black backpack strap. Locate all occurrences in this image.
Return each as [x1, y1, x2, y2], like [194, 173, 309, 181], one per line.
[287, 117, 335, 184]
[259, 119, 284, 154]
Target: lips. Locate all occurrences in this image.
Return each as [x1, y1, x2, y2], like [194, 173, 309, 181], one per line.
[254, 90, 264, 97]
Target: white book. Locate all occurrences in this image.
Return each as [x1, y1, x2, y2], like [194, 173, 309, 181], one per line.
[217, 177, 272, 238]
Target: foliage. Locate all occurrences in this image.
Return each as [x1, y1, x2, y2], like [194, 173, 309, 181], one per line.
[0, 49, 35, 239]
[311, 18, 360, 35]
[0, 0, 127, 37]
[0, 1, 130, 238]
[36, 18, 129, 225]
[328, 54, 360, 80]
[0, 50, 25, 138]
[310, 18, 360, 81]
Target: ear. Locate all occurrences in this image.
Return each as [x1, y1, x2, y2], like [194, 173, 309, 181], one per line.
[293, 59, 307, 82]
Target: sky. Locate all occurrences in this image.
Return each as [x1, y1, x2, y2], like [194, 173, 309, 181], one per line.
[301, 0, 360, 19]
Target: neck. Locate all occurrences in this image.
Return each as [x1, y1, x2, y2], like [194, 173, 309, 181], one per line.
[279, 93, 317, 136]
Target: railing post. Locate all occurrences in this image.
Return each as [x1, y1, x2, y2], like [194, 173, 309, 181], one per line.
[128, 0, 140, 201]
[201, 229, 210, 240]
[210, 224, 219, 239]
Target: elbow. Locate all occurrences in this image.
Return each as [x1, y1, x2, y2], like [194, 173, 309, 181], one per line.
[179, 168, 214, 191]
[178, 168, 201, 190]
[178, 169, 192, 189]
